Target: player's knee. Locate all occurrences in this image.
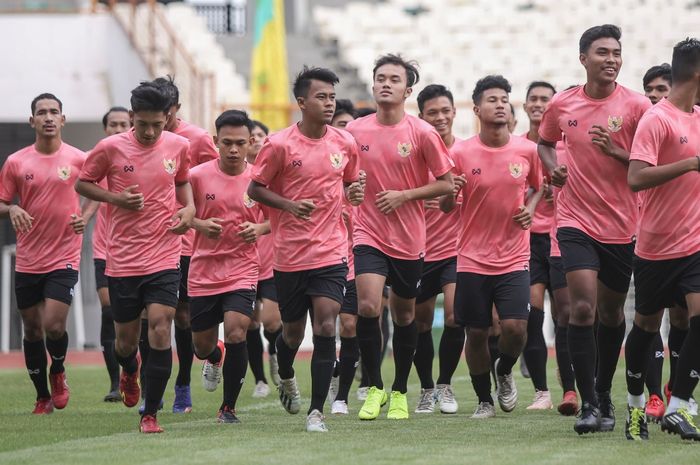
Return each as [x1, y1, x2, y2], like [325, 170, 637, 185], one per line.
[357, 297, 380, 318]
[314, 319, 336, 338]
[225, 326, 246, 344]
[466, 327, 489, 346]
[669, 307, 689, 329]
[174, 308, 190, 329]
[570, 299, 595, 325]
[339, 317, 356, 338]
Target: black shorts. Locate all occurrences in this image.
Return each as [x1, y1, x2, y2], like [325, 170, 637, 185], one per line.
[557, 227, 634, 294]
[256, 277, 278, 303]
[15, 268, 79, 310]
[108, 269, 180, 323]
[454, 271, 530, 328]
[354, 245, 423, 299]
[274, 264, 348, 323]
[94, 259, 108, 290]
[529, 233, 551, 286]
[417, 257, 457, 304]
[341, 279, 358, 315]
[178, 256, 191, 303]
[634, 251, 700, 316]
[190, 289, 257, 332]
[548, 256, 567, 291]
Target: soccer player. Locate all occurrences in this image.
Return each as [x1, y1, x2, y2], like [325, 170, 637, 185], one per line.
[248, 66, 364, 432]
[76, 81, 194, 433]
[94, 106, 131, 402]
[331, 99, 356, 129]
[0, 94, 90, 414]
[188, 109, 269, 423]
[442, 75, 543, 420]
[251, 120, 268, 160]
[538, 24, 652, 434]
[346, 54, 454, 421]
[624, 38, 700, 441]
[507, 103, 518, 133]
[412, 84, 464, 415]
[643, 63, 672, 105]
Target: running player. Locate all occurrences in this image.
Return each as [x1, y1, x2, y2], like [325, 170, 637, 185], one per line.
[248, 66, 363, 432]
[538, 24, 652, 434]
[643, 63, 672, 105]
[346, 54, 454, 421]
[76, 81, 194, 433]
[331, 99, 356, 129]
[507, 103, 518, 133]
[0, 94, 90, 414]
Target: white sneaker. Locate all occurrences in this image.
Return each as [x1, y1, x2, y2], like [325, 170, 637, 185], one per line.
[690, 397, 699, 416]
[331, 399, 349, 415]
[278, 377, 301, 414]
[495, 358, 518, 412]
[471, 402, 496, 419]
[269, 353, 280, 387]
[252, 380, 270, 398]
[306, 409, 328, 432]
[356, 386, 369, 401]
[327, 375, 339, 404]
[436, 384, 458, 414]
[415, 388, 436, 413]
[526, 390, 553, 410]
[201, 341, 225, 392]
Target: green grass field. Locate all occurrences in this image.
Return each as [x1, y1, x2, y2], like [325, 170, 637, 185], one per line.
[0, 354, 697, 465]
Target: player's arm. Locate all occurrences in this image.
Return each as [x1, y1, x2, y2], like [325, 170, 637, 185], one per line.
[344, 181, 364, 206]
[170, 182, 196, 234]
[537, 138, 568, 188]
[628, 158, 700, 192]
[192, 216, 224, 239]
[75, 179, 145, 212]
[238, 219, 271, 244]
[247, 181, 315, 221]
[439, 174, 465, 213]
[589, 125, 629, 165]
[513, 181, 545, 230]
[0, 201, 34, 234]
[376, 172, 453, 215]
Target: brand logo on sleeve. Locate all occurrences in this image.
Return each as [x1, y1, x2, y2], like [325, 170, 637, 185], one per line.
[123, 165, 134, 172]
[205, 193, 216, 200]
[243, 192, 256, 208]
[330, 153, 344, 169]
[607, 115, 623, 133]
[25, 173, 34, 181]
[471, 168, 481, 175]
[57, 166, 71, 181]
[567, 120, 578, 127]
[163, 158, 177, 175]
[509, 162, 523, 178]
[397, 142, 412, 158]
[291, 160, 302, 167]
[680, 136, 688, 144]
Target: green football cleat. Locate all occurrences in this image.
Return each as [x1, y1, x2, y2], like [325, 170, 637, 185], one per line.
[358, 386, 388, 420]
[387, 391, 409, 420]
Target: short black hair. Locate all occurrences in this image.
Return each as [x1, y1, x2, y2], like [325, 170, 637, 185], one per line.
[472, 75, 511, 104]
[102, 106, 130, 129]
[671, 38, 700, 84]
[373, 54, 420, 87]
[293, 66, 339, 98]
[333, 99, 355, 120]
[355, 107, 377, 118]
[509, 102, 516, 117]
[31, 93, 62, 115]
[215, 109, 254, 134]
[252, 120, 269, 135]
[130, 81, 172, 114]
[417, 84, 454, 113]
[525, 81, 556, 99]
[642, 63, 672, 88]
[579, 24, 621, 54]
[152, 75, 180, 107]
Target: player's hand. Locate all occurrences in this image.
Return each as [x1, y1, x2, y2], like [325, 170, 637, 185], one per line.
[238, 221, 264, 243]
[358, 170, 367, 188]
[589, 125, 623, 158]
[9, 205, 33, 234]
[544, 183, 554, 203]
[513, 205, 533, 230]
[424, 198, 440, 209]
[69, 214, 86, 235]
[346, 181, 364, 206]
[113, 184, 144, 211]
[453, 174, 467, 195]
[287, 199, 316, 220]
[376, 190, 408, 214]
[199, 217, 224, 239]
[550, 165, 568, 187]
[169, 205, 195, 234]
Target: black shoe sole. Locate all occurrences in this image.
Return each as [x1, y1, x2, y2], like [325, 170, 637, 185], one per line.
[599, 422, 615, 432]
[574, 424, 601, 435]
[661, 425, 700, 441]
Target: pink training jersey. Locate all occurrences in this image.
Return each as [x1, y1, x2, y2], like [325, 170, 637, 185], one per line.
[452, 135, 542, 274]
[188, 161, 261, 296]
[343, 200, 356, 281]
[256, 205, 274, 281]
[173, 119, 219, 257]
[79, 129, 190, 277]
[424, 138, 462, 262]
[251, 124, 360, 272]
[92, 179, 109, 261]
[519, 132, 554, 235]
[630, 99, 700, 260]
[346, 113, 454, 260]
[549, 141, 568, 258]
[0, 143, 86, 274]
[539, 84, 651, 243]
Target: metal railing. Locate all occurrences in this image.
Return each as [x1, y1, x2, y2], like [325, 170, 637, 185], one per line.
[193, 2, 246, 36]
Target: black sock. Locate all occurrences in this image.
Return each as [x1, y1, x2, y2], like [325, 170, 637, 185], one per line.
[595, 321, 625, 395]
[668, 324, 687, 391]
[391, 320, 418, 393]
[523, 308, 548, 391]
[143, 348, 172, 416]
[357, 315, 383, 389]
[174, 326, 193, 386]
[413, 330, 435, 390]
[197, 345, 222, 364]
[360, 361, 370, 388]
[381, 306, 391, 363]
[264, 328, 282, 355]
[23, 339, 50, 399]
[437, 325, 465, 385]
[645, 332, 664, 397]
[336, 336, 359, 402]
[496, 352, 518, 376]
[671, 316, 700, 401]
[275, 334, 298, 380]
[247, 328, 267, 384]
[470, 371, 493, 404]
[568, 324, 597, 405]
[624, 323, 658, 397]
[223, 342, 247, 410]
[555, 325, 575, 392]
[45, 332, 68, 374]
[100, 306, 119, 390]
[309, 335, 336, 413]
[138, 319, 150, 394]
[115, 348, 139, 374]
[488, 335, 500, 379]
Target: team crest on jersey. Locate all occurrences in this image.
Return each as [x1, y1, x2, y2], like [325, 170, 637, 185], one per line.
[57, 166, 71, 181]
[243, 192, 256, 208]
[607, 115, 623, 133]
[163, 158, 177, 175]
[397, 142, 412, 158]
[509, 162, 523, 178]
[330, 153, 343, 169]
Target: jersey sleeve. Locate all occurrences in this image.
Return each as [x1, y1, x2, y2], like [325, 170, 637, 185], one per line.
[0, 158, 17, 203]
[175, 141, 191, 184]
[630, 112, 664, 167]
[191, 134, 219, 166]
[421, 128, 454, 178]
[79, 141, 109, 183]
[538, 98, 563, 143]
[250, 138, 283, 186]
[343, 139, 361, 183]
